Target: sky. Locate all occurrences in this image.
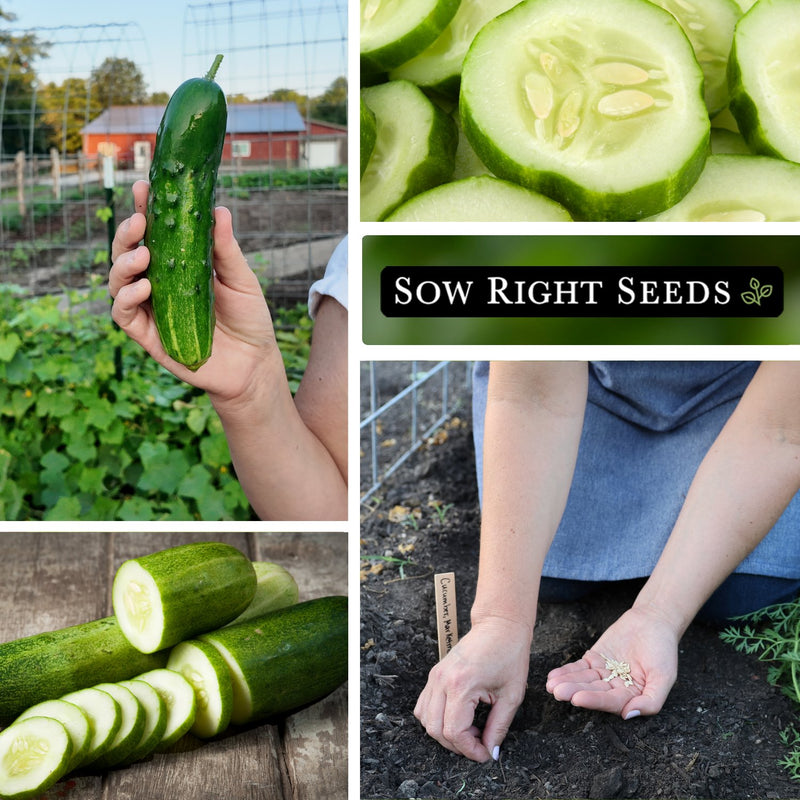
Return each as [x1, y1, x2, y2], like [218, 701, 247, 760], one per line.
[5, 0, 348, 100]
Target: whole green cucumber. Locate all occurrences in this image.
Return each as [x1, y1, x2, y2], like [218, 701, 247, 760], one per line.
[0, 617, 168, 724]
[145, 54, 227, 370]
[199, 595, 348, 724]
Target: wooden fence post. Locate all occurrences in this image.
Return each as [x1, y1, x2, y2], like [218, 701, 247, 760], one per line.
[14, 150, 25, 217]
[50, 147, 61, 199]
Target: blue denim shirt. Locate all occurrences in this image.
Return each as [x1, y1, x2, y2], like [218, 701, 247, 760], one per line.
[472, 361, 800, 581]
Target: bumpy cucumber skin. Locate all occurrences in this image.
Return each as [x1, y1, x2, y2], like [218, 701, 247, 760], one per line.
[0, 617, 168, 725]
[199, 595, 347, 724]
[145, 57, 227, 370]
[113, 541, 257, 653]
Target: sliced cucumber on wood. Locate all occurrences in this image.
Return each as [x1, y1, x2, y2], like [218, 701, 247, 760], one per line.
[460, 0, 710, 220]
[199, 596, 348, 725]
[166, 640, 233, 738]
[16, 699, 90, 774]
[0, 616, 168, 724]
[226, 561, 299, 626]
[91, 683, 146, 768]
[59, 687, 121, 766]
[112, 541, 257, 654]
[135, 669, 196, 749]
[0, 716, 71, 800]
[727, 0, 800, 164]
[645, 154, 800, 221]
[387, 175, 573, 221]
[116, 680, 168, 765]
[361, 80, 458, 221]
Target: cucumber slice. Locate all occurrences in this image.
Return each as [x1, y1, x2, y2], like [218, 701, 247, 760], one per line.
[645, 154, 800, 221]
[16, 699, 90, 774]
[361, 98, 378, 177]
[361, 0, 461, 73]
[0, 716, 71, 800]
[390, 0, 521, 97]
[727, 0, 800, 164]
[91, 683, 145, 768]
[226, 562, 299, 626]
[710, 127, 751, 155]
[199, 596, 347, 726]
[361, 80, 458, 221]
[135, 669, 196, 749]
[649, 0, 741, 116]
[58, 687, 121, 766]
[460, 0, 710, 220]
[116, 680, 167, 764]
[167, 640, 233, 738]
[112, 541, 257, 654]
[386, 175, 573, 221]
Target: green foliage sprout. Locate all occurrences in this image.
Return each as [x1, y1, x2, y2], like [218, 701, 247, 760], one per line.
[0, 281, 312, 521]
[720, 599, 800, 780]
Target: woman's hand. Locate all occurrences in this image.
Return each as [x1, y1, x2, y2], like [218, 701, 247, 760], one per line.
[108, 180, 282, 405]
[545, 605, 679, 719]
[414, 616, 532, 762]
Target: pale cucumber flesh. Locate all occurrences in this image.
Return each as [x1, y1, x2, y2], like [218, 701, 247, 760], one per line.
[16, 700, 90, 773]
[116, 679, 168, 764]
[135, 669, 196, 749]
[59, 688, 121, 764]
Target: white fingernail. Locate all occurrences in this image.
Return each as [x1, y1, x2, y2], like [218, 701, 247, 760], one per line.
[492, 745, 500, 761]
[624, 710, 641, 720]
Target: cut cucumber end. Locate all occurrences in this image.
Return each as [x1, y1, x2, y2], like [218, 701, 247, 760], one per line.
[194, 639, 252, 725]
[112, 560, 165, 654]
[0, 716, 71, 800]
[167, 641, 233, 738]
[16, 700, 90, 774]
[135, 669, 197, 750]
[459, 0, 710, 220]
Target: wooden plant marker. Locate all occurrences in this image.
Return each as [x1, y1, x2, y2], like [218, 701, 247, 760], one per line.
[434, 572, 459, 660]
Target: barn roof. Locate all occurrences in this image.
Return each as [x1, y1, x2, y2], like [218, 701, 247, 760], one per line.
[81, 102, 306, 135]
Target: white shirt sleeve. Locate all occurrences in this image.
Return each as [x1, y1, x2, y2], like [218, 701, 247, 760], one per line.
[308, 236, 348, 318]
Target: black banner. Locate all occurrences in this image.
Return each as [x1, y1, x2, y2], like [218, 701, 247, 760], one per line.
[380, 266, 783, 318]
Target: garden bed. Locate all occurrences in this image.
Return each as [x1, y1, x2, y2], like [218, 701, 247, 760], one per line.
[360, 363, 799, 799]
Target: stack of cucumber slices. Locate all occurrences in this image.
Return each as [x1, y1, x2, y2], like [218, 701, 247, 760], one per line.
[0, 543, 347, 800]
[360, 0, 800, 221]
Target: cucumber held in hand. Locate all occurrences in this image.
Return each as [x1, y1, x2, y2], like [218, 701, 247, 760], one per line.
[199, 596, 347, 724]
[112, 541, 257, 654]
[145, 54, 227, 370]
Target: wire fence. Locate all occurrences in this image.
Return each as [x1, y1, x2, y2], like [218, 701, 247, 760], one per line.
[2, 1, 347, 307]
[360, 361, 474, 504]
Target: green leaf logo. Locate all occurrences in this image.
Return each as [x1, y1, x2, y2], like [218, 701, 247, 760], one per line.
[741, 277, 773, 306]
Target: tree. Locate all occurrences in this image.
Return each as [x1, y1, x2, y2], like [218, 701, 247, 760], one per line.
[39, 77, 102, 152]
[89, 57, 147, 107]
[309, 76, 346, 125]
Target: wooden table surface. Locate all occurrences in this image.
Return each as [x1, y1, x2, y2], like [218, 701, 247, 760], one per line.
[0, 530, 348, 800]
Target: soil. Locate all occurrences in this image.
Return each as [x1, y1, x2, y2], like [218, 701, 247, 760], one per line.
[1, 186, 347, 302]
[360, 362, 800, 800]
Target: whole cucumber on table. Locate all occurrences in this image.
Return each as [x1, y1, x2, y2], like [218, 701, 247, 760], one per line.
[0, 617, 168, 725]
[145, 54, 227, 370]
[199, 595, 348, 724]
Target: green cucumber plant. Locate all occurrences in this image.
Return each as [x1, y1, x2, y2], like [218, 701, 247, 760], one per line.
[720, 599, 800, 780]
[0, 279, 312, 521]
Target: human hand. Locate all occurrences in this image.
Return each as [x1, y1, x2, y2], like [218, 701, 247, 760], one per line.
[413, 616, 532, 762]
[109, 180, 281, 404]
[545, 605, 679, 719]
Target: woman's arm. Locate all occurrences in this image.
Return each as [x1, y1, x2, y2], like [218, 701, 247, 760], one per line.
[548, 361, 800, 718]
[414, 361, 588, 761]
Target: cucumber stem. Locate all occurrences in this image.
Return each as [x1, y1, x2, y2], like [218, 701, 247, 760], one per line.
[205, 54, 224, 81]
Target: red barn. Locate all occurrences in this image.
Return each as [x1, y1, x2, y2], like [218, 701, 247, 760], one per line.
[80, 102, 337, 169]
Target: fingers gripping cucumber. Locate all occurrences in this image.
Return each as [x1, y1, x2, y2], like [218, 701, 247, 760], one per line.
[145, 55, 227, 370]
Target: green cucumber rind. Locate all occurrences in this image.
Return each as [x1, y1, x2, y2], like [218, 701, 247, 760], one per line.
[113, 541, 258, 653]
[135, 669, 197, 750]
[90, 683, 146, 769]
[0, 617, 168, 725]
[59, 687, 122, 765]
[199, 595, 347, 725]
[115, 679, 168, 765]
[145, 60, 227, 371]
[361, 98, 378, 177]
[361, 0, 462, 73]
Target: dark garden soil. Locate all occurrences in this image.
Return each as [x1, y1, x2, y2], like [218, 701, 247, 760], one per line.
[360, 363, 800, 800]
